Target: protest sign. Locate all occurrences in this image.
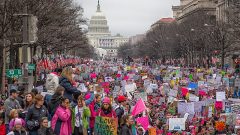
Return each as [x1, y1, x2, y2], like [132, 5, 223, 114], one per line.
[178, 102, 195, 115]
[189, 94, 199, 102]
[235, 114, 240, 129]
[94, 116, 118, 135]
[188, 82, 198, 89]
[148, 128, 157, 135]
[216, 91, 226, 101]
[231, 103, 240, 114]
[198, 81, 205, 87]
[235, 78, 240, 87]
[134, 92, 147, 101]
[168, 89, 178, 97]
[136, 117, 149, 130]
[125, 83, 137, 93]
[169, 118, 186, 131]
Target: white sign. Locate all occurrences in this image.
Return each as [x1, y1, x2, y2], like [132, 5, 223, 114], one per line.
[168, 89, 178, 97]
[216, 91, 226, 101]
[169, 118, 186, 131]
[189, 94, 199, 102]
[134, 92, 147, 101]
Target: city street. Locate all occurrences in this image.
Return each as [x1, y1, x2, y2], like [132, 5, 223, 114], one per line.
[0, 0, 240, 135]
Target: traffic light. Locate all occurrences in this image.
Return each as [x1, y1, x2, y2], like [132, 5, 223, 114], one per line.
[28, 15, 38, 43]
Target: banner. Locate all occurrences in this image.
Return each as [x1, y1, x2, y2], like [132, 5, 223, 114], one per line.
[94, 116, 118, 135]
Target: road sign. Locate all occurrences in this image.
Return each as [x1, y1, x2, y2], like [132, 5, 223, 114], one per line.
[28, 64, 35, 70]
[6, 69, 22, 78]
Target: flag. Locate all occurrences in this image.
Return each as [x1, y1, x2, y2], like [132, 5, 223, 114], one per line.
[136, 116, 149, 130]
[132, 99, 146, 116]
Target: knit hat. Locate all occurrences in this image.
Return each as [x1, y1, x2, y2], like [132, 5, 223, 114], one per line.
[14, 118, 22, 126]
[85, 93, 91, 100]
[102, 97, 111, 104]
[117, 95, 126, 102]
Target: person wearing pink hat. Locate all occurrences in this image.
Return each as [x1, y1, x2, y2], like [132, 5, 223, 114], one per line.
[96, 97, 117, 118]
[7, 118, 28, 135]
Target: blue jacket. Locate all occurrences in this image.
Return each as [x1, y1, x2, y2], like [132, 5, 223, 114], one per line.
[59, 77, 80, 101]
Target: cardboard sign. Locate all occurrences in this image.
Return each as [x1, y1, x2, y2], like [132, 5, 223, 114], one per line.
[216, 91, 226, 101]
[169, 118, 186, 131]
[94, 116, 118, 135]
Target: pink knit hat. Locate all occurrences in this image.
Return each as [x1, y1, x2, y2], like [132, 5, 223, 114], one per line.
[85, 93, 91, 100]
[102, 97, 111, 104]
[14, 118, 22, 126]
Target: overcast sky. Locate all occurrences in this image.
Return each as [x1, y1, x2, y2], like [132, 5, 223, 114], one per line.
[76, 0, 180, 37]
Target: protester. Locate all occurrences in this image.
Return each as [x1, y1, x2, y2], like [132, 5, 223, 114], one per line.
[96, 97, 116, 118]
[72, 95, 91, 135]
[24, 93, 35, 112]
[59, 67, 80, 101]
[26, 94, 48, 135]
[48, 86, 65, 118]
[4, 89, 22, 133]
[0, 113, 6, 135]
[37, 117, 55, 135]
[51, 97, 72, 135]
[7, 118, 28, 135]
[119, 115, 134, 135]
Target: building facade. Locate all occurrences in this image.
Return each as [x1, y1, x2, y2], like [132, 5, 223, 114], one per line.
[172, 0, 216, 23]
[129, 34, 145, 45]
[87, 1, 128, 58]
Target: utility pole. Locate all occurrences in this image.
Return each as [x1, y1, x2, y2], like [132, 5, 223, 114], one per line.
[22, 4, 29, 91]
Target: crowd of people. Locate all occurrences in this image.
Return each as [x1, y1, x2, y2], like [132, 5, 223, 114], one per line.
[0, 59, 240, 135]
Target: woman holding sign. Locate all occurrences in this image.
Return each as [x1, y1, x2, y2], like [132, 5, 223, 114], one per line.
[96, 97, 116, 118]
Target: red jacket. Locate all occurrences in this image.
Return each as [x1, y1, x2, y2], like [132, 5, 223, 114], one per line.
[0, 124, 6, 135]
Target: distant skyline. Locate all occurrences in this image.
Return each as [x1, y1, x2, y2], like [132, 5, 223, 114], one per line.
[76, 0, 180, 37]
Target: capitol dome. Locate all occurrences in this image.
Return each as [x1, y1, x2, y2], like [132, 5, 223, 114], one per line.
[88, 0, 111, 36]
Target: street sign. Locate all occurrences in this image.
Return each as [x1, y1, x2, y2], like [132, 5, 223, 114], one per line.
[6, 69, 22, 78]
[28, 64, 36, 70]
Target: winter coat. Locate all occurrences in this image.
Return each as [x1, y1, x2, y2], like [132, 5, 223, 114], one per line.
[7, 130, 28, 135]
[59, 77, 79, 101]
[9, 118, 26, 131]
[48, 94, 63, 118]
[115, 105, 125, 121]
[25, 105, 48, 131]
[4, 97, 21, 124]
[89, 102, 101, 129]
[37, 127, 55, 135]
[71, 106, 91, 133]
[51, 105, 72, 135]
[120, 124, 133, 135]
[96, 109, 117, 118]
[0, 124, 6, 135]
